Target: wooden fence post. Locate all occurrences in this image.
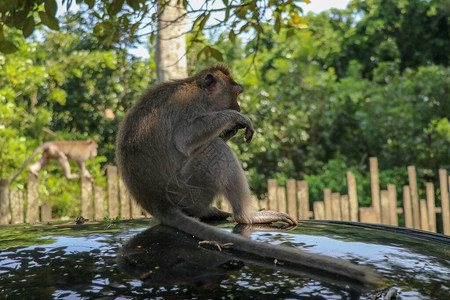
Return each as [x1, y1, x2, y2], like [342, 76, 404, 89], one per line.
[277, 186, 287, 214]
[359, 207, 377, 223]
[26, 173, 39, 223]
[94, 186, 106, 221]
[297, 181, 309, 220]
[346, 171, 359, 222]
[119, 178, 131, 219]
[313, 201, 325, 220]
[267, 179, 277, 211]
[131, 199, 144, 219]
[425, 183, 437, 232]
[369, 157, 381, 223]
[403, 185, 413, 228]
[143, 210, 152, 218]
[106, 166, 119, 218]
[81, 177, 93, 220]
[340, 195, 350, 221]
[259, 197, 269, 211]
[387, 184, 398, 226]
[408, 166, 421, 229]
[331, 192, 341, 220]
[0, 179, 9, 225]
[419, 199, 429, 231]
[10, 190, 24, 224]
[439, 169, 450, 235]
[323, 188, 332, 220]
[251, 195, 260, 211]
[286, 179, 297, 219]
[380, 190, 390, 225]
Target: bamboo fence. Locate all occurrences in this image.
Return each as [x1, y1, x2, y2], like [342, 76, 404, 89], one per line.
[0, 158, 449, 235]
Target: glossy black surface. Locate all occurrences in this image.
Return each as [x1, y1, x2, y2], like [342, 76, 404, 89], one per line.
[0, 219, 449, 299]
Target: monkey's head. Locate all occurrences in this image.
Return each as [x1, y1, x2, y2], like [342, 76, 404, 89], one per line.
[199, 66, 243, 112]
[86, 139, 98, 158]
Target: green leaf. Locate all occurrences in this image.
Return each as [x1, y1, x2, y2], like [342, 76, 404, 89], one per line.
[275, 15, 281, 33]
[210, 47, 223, 61]
[108, 0, 125, 16]
[126, 0, 139, 10]
[85, 0, 95, 9]
[199, 12, 211, 30]
[286, 28, 295, 38]
[197, 45, 209, 62]
[224, 6, 230, 22]
[229, 29, 236, 43]
[192, 12, 205, 28]
[238, 23, 249, 34]
[45, 0, 58, 17]
[23, 17, 35, 38]
[149, 32, 155, 44]
[235, 6, 248, 19]
[0, 41, 19, 54]
[13, 10, 28, 27]
[252, 22, 264, 33]
[39, 11, 60, 30]
[130, 21, 140, 34]
[0, 28, 4, 42]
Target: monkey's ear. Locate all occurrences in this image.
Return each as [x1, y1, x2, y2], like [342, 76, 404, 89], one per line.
[201, 74, 217, 93]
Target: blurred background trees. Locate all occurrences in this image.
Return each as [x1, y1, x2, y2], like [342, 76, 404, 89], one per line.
[0, 0, 448, 218]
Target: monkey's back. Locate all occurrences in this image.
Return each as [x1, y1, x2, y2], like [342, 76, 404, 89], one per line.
[116, 81, 196, 216]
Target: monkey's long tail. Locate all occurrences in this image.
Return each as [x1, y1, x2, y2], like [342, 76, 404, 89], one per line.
[9, 143, 48, 184]
[162, 209, 381, 287]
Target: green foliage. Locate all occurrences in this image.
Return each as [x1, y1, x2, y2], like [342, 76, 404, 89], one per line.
[0, 21, 154, 217]
[1, 0, 449, 218]
[221, 9, 449, 199]
[1, 0, 309, 56]
[104, 216, 121, 229]
[311, 0, 449, 77]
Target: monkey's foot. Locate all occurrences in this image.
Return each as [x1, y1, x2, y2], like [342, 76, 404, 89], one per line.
[235, 210, 298, 226]
[198, 240, 233, 252]
[28, 167, 39, 177]
[198, 206, 232, 220]
[82, 175, 95, 183]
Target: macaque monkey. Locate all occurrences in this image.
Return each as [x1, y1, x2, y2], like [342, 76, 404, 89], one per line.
[10, 139, 98, 183]
[116, 65, 380, 285]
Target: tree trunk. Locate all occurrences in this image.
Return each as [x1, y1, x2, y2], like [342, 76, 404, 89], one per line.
[156, 0, 188, 82]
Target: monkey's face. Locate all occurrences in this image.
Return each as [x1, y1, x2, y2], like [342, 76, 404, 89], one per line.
[91, 145, 98, 158]
[202, 73, 243, 112]
[87, 141, 98, 158]
[230, 84, 243, 112]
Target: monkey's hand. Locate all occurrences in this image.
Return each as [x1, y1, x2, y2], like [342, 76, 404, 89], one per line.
[220, 126, 239, 142]
[234, 113, 254, 143]
[244, 125, 254, 143]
